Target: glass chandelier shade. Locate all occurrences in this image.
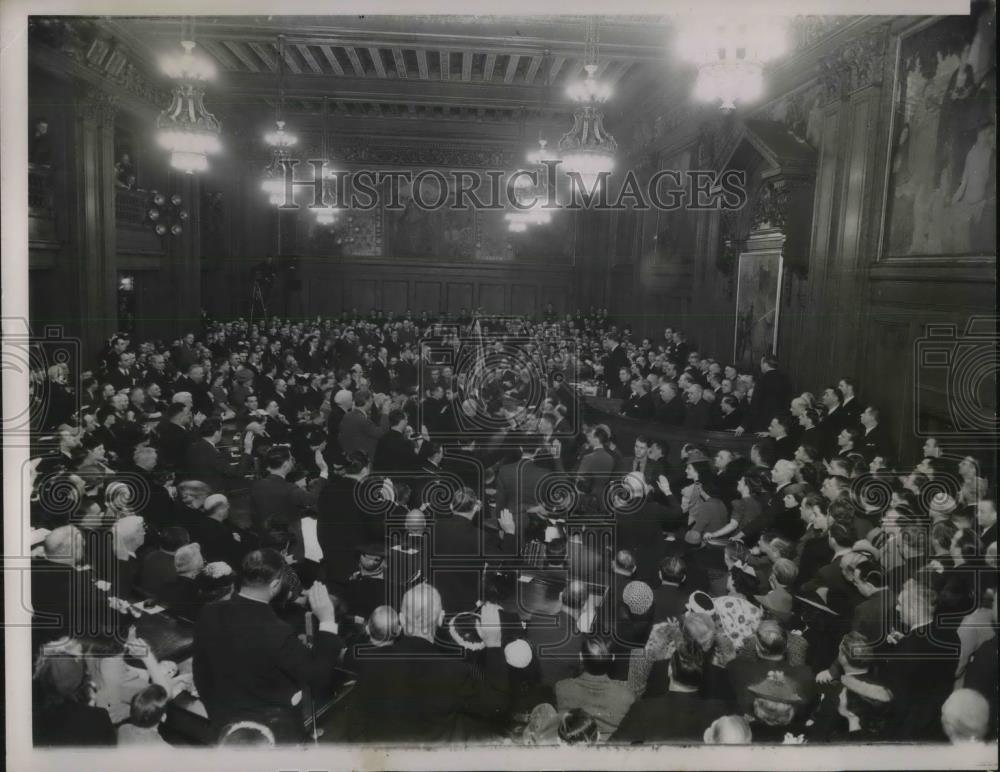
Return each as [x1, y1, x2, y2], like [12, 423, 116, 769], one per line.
[155, 41, 222, 174]
[526, 138, 560, 166]
[558, 64, 617, 188]
[675, 17, 789, 110]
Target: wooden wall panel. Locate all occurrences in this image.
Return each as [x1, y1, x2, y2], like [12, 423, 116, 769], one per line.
[510, 284, 538, 317]
[349, 279, 378, 312]
[447, 282, 474, 313]
[479, 283, 506, 314]
[382, 280, 409, 312]
[413, 281, 442, 313]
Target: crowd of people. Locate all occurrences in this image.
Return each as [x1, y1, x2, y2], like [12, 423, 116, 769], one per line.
[27, 306, 997, 748]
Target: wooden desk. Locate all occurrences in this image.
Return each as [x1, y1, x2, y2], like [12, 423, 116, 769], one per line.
[580, 395, 757, 467]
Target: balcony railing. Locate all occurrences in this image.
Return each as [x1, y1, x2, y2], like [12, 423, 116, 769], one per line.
[115, 188, 148, 226]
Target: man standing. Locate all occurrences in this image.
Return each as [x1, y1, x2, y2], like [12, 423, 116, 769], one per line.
[737, 355, 793, 435]
[193, 550, 344, 742]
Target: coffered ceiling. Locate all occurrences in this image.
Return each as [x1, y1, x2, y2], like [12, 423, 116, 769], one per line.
[103, 15, 671, 128]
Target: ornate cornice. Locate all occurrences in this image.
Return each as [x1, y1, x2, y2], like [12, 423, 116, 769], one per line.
[817, 22, 891, 103]
[29, 18, 169, 109]
[77, 88, 120, 127]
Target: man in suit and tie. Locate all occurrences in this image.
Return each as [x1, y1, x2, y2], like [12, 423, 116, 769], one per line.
[857, 406, 891, 464]
[654, 382, 685, 427]
[182, 418, 244, 493]
[369, 346, 392, 395]
[766, 414, 798, 462]
[339, 389, 388, 460]
[818, 386, 849, 458]
[192, 549, 344, 742]
[602, 334, 629, 383]
[837, 377, 864, 427]
[619, 436, 666, 485]
[373, 409, 420, 474]
[882, 580, 961, 741]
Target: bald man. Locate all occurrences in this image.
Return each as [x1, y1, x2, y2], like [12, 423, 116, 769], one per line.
[336, 583, 509, 743]
[942, 689, 991, 744]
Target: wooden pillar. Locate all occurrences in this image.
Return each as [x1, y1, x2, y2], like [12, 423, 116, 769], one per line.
[71, 87, 119, 363]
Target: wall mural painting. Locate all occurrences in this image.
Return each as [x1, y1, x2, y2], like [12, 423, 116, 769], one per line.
[385, 175, 475, 259]
[734, 251, 784, 371]
[883, 3, 997, 258]
[508, 208, 575, 263]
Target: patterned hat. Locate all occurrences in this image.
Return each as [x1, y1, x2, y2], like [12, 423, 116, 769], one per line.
[449, 612, 485, 651]
[748, 670, 804, 705]
[622, 580, 654, 615]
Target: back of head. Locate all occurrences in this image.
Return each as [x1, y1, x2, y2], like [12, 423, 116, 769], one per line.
[683, 611, 717, 653]
[771, 558, 798, 587]
[558, 708, 600, 745]
[129, 684, 169, 728]
[755, 619, 787, 658]
[659, 555, 687, 584]
[160, 526, 191, 552]
[43, 525, 82, 562]
[670, 639, 706, 688]
[705, 715, 752, 745]
[240, 549, 285, 589]
[579, 635, 613, 676]
[264, 445, 292, 472]
[400, 583, 443, 638]
[942, 689, 990, 742]
[366, 605, 402, 645]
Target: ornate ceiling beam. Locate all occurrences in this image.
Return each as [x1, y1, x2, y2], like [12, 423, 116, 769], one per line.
[416, 49, 429, 79]
[215, 70, 577, 111]
[296, 43, 323, 74]
[318, 45, 344, 75]
[368, 46, 387, 78]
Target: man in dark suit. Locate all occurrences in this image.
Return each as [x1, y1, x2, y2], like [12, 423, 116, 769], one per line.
[837, 377, 864, 427]
[766, 414, 798, 462]
[576, 426, 617, 506]
[652, 555, 690, 624]
[192, 549, 344, 742]
[181, 419, 244, 493]
[154, 401, 201, 471]
[619, 435, 666, 485]
[373, 409, 419, 474]
[801, 523, 864, 618]
[621, 379, 654, 420]
[335, 583, 509, 743]
[738, 355, 794, 434]
[339, 390, 388, 460]
[611, 641, 728, 743]
[883, 581, 962, 741]
[250, 445, 327, 532]
[682, 384, 711, 430]
[602, 334, 629, 382]
[525, 579, 592, 686]
[30, 526, 113, 652]
[494, 437, 549, 544]
[817, 386, 848, 457]
[368, 347, 392, 395]
[857, 406, 891, 463]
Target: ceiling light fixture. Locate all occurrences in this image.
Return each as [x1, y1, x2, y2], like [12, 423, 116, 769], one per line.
[558, 18, 617, 189]
[155, 25, 221, 174]
[262, 35, 298, 205]
[674, 16, 789, 110]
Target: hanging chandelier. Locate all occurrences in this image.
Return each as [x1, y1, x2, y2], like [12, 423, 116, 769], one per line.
[311, 97, 342, 227]
[156, 38, 222, 174]
[675, 16, 789, 110]
[558, 20, 617, 189]
[262, 35, 299, 205]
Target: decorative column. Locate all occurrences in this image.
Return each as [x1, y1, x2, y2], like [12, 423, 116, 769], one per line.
[72, 87, 119, 362]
